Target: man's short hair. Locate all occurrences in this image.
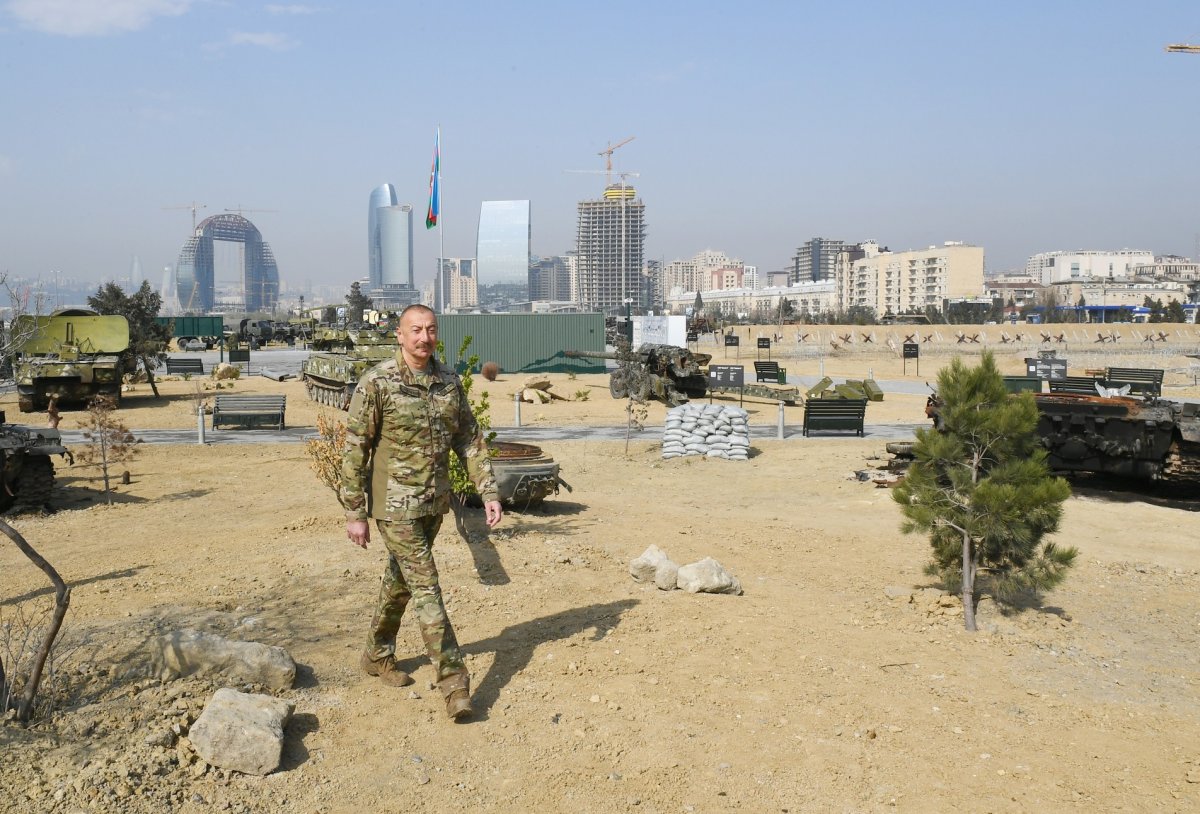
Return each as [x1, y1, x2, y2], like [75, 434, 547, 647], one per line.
[399, 304, 436, 323]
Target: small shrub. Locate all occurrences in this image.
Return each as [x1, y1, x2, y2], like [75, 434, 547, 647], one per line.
[305, 410, 347, 492]
[566, 370, 578, 381]
[181, 372, 192, 382]
[481, 361, 500, 381]
[574, 389, 590, 401]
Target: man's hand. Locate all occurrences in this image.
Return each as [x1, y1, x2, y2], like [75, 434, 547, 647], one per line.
[346, 519, 370, 549]
[484, 500, 503, 528]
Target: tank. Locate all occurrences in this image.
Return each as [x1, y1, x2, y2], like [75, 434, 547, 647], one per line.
[1032, 392, 1200, 482]
[0, 410, 70, 513]
[300, 326, 398, 409]
[12, 310, 130, 412]
[488, 441, 571, 508]
[925, 390, 1200, 484]
[564, 344, 713, 407]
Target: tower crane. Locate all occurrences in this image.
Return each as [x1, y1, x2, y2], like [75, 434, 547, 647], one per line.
[1165, 44, 1200, 53]
[597, 136, 635, 186]
[163, 201, 206, 232]
[224, 205, 279, 218]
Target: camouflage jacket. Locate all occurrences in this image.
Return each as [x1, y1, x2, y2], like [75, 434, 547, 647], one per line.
[339, 353, 498, 521]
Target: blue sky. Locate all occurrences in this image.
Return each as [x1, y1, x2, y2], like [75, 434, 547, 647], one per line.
[3, 1, 1200, 295]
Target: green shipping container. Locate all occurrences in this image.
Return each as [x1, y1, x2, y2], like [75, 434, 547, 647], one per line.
[434, 313, 606, 373]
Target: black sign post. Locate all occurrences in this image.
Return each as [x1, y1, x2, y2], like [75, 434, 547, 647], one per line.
[757, 337, 771, 360]
[686, 331, 698, 346]
[708, 364, 745, 407]
[902, 342, 919, 376]
[724, 333, 740, 359]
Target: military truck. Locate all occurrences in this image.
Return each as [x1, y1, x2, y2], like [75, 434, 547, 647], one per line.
[12, 310, 130, 412]
[0, 410, 70, 513]
[300, 326, 398, 409]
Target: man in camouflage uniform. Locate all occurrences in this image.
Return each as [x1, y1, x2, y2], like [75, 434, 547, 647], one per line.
[340, 304, 502, 720]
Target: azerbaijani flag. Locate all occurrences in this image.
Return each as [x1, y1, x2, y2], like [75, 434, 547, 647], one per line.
[425, 128, 440, 229]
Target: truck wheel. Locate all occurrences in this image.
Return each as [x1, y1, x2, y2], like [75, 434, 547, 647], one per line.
[609, 372, 628, 399]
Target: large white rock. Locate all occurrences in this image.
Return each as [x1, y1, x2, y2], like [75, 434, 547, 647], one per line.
[630, 545, 670, 582]
[677, 557, 744, 595]
[153, 629, 296, 690]
[653, 559, 680, 591]
[189, 688, 294, 776]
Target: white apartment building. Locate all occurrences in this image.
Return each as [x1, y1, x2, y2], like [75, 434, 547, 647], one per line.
[663, 249, 744, 295]
[841, 241, 984, 317]
[665, 280, 837, 320]
[1025, 249, 1153, 285]
[1132, 255, 1200, 282]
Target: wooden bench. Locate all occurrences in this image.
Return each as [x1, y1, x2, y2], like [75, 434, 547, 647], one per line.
[1047, 376, 1105, 396]
[165, 357, 205, 376]
[802, 397, 867, 437]
[754, 360, 786, 383]
[1105, 367, 1163, 397]
[212, 395, 286, 430]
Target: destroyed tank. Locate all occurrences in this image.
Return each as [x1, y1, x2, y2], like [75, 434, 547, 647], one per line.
[925, 389, 1200, 483]
[487, 441, 571, 509]
[12, 310, 130, 412]
[564, 344, 712, 407]
[0, 410, 70, 513]
[301, 326, 399, 409]
[1031, 392, 1200, 482]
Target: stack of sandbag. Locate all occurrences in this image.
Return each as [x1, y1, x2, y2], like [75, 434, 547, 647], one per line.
[661, 403, 750, 461]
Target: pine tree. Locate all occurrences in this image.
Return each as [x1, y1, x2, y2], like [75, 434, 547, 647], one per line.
[893, 352, 1075, 631]
[87, 281, 171, 397]
[345, 282, 372, 324]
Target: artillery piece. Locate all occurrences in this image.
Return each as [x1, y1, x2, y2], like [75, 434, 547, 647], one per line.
[564, 343, 712, 407]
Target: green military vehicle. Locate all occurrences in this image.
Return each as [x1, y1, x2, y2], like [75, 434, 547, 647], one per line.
[0, 410, 70, 513]
[300, 325, 399, 409]
[12, 310, 130, 412]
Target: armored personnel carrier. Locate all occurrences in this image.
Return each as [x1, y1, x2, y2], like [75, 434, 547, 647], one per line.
[12, 310, 130, 412]
[300, 326, 399, 409]
[564, 344, 712, 407]
[0, 410, 70, 513]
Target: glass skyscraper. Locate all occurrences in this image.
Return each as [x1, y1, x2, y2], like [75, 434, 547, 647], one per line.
[368, 184, 419, 308]
[368, 183, 400, 290]
[476, 200, 531, 284]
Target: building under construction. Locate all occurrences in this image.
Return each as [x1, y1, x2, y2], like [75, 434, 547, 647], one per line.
[575, 184, 646, 314]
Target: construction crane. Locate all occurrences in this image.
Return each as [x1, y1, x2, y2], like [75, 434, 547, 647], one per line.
[224, 205, 278, 218]
[1165, 44, 1200, 53]
[597, 136, 635, 186]
[163, 201, 206, 232]
[565, 168, 641, 187]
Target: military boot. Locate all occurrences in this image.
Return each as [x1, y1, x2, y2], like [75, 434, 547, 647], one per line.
[360, 652, 413, 687]
[440, 674, 472, 720]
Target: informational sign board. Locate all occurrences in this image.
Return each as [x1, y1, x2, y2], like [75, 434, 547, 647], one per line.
[708, 364, 744, 388]
[902, 343, 919, 359]
[686, 331, 698, 343]
[757, 338, 771, 349]
[1025, 355, 1067, 380]
[724, 334, 740, 347]
[228, 349, 250, 363]
[632, 315, 687, 348]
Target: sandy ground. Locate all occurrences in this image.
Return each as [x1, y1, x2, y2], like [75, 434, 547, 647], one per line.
[2, 325, 1199, 813]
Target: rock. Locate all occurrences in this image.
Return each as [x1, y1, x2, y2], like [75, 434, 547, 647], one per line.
[152, 629, 296, 690]
[883, 586, 913, 600]
[213, 363, 239, 380]
[653, 559, 680, 591]
[676, 557, 743, 595]
[630, 545, 670, 582]
[523, 375, 552, 391]
[188, 688, 294, 776]
[521, 388, 551, 404]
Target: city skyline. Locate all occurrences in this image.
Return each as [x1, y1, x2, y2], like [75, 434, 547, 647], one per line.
[3, 3, 1200, 292]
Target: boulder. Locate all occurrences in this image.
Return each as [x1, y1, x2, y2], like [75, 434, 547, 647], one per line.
[676, 557, 743, 595]
[629, 545, 670, 582]
[523, 375, 553, 391]
[189, 688, 294, 776]
[152, 629, 296, 690]
[653, 559, 680, 591]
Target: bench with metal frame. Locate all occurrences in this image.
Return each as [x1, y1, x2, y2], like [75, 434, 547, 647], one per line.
[1047, 376, 1105, 396]
[1105, 367, 1163, 397]
[753, 360, 786, 383]
[212, 394, 286, 430]
[801, 397, 867, 437]
[165, 357, 205, 376]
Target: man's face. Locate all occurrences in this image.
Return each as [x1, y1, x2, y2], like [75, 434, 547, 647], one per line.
[397, 309, 438, 367]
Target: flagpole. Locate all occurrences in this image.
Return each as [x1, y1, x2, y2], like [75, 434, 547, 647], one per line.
[438, 126, 443, 311]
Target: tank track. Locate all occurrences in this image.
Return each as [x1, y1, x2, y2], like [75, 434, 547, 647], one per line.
[0, 456, 56, 514]
[304, 379, 352, 410]
[1161, 440, 1200, 485]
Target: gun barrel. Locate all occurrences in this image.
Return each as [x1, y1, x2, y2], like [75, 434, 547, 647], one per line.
[563, 349, 617, 360]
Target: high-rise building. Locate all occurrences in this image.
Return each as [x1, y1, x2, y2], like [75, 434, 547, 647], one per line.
[575, 184, 646, 313]
[477, 200, 531, 284]
[1025, 249, 1154, 285]
[793, 238, 864, 284]
[663, 249, 743, 295]
[436, 258, 478, 312]
[840, 241, 984, 317]
[367, 185, 419, 309]
[528, 254, 575, 302]
[176, 213, 279, 312]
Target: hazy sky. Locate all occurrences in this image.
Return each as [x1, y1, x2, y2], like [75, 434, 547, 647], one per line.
[3, 1, 1200, 294]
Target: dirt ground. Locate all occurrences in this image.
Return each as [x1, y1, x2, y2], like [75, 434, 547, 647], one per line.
[2, 325, 1199, 813]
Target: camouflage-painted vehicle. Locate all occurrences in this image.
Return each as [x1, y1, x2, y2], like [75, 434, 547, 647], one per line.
[461, 441, 570, 509]
[300, 326, 398, 409]
[12, 310, 130, 412]
[926, 389, 1200, 484]
[0, 410, 70, 513]
[564, 344, 712, 407]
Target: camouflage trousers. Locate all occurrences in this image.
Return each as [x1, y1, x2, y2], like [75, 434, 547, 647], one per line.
[365, 515, 468, 685]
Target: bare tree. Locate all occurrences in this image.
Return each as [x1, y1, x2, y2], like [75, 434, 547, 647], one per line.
[73, 395, 139, 504]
